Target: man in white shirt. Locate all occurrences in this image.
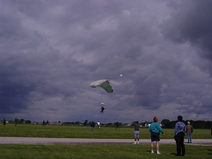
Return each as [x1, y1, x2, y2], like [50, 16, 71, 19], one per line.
[97, 121, 100, 129]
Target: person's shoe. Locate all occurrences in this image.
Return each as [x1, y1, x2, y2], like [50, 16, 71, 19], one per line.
[151, 150, 154, 153]
[133, 142, 136, 144]
[137, 141, 139, 144]
[157, 151, 161, 154]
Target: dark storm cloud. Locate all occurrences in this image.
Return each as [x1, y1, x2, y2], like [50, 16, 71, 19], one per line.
[0, 82, 34, 113]
[162, 0, 212, 60]
[0, 1, 84, 115]
[0, 0, 211, 123]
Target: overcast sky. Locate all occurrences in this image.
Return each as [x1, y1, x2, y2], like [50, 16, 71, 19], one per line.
[1, 0, 212, 123]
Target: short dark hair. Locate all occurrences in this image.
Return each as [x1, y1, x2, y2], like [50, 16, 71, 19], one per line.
[178, 115, 183, 121]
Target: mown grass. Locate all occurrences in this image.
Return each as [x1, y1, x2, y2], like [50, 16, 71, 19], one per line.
[0, 124, 211, 159]
[0, 124, 211, 139]
[0, 144, 211, 159]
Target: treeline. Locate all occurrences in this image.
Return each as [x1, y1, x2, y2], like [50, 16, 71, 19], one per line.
[2, 118, 212, 129]
[8, 118, 32, 124]
[160, 119, 212, 129]
[62, 121, 124, 127]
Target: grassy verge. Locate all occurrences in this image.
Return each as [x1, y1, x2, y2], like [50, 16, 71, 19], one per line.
[0, 124, 211, 139]
[0, 144, 211, 159]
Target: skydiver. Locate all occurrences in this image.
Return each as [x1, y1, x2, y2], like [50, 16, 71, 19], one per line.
[100, 106, 105, 113]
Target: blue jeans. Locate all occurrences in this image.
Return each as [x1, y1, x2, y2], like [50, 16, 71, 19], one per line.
[134, 131, 139, 138]
[187, 134, 192, 143]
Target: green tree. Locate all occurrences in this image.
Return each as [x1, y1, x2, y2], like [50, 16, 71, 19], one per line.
[20, 119, 25, 123]
[106, 123, 113, 126]
[25, 120, 31, 124]
[161, 119, 171, 128]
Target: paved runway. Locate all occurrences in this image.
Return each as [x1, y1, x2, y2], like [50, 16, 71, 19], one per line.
[0, 137, 211, 145]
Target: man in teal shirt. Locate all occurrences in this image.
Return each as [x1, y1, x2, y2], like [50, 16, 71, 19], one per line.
[149, 116, 164, 154]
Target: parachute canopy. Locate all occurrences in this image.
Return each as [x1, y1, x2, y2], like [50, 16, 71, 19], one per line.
[90, 79, 113, 93]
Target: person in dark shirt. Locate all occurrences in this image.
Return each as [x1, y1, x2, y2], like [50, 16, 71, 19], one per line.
[3, 118, 6, 125]
[174, 115, 186, 156]
[132, 121, 140, 144]
[90, 121, 95, 131]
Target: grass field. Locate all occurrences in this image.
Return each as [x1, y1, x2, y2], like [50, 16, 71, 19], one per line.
[0, 144, 211, 159]
[0, 124, 211, 159]
[0, 124, 211, 139]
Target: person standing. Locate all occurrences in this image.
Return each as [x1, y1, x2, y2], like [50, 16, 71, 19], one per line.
[132, 121, 140, 144]
[83, 120, 88, 128]
[174, 115, 186, 156]
[115, 123, 119, 129]
[90, 121, 95, 131]
[97, 121, 100, 129]
[3, 118, 6, 125]
[149, 116, 164, 154]
[186, 121, 193, 143]
[14, 118, 18, 126]
[46, 120, 49, 127]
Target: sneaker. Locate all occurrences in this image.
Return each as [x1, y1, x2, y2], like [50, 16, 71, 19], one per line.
[151, 150, 154, 153]
[133, 142, 137, 144]
[157, 151, 161, 154]
[137, 141, 139, 144]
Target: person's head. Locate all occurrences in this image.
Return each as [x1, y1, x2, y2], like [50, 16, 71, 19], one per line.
[153, 116, 158, 122]
[187, 121, 190, 125]
[177, 115, 183, 121]
[133, 121, 138, 124]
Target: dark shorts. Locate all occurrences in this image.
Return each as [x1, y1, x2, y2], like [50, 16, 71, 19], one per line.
[151, 132, 160, 142]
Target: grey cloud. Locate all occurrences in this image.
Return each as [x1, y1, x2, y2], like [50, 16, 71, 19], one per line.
[0, 0, 212, 123]
[162, 0, 212, 60]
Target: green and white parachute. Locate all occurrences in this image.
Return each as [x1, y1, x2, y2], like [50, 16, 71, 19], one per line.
[90, 79, 113, 93]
